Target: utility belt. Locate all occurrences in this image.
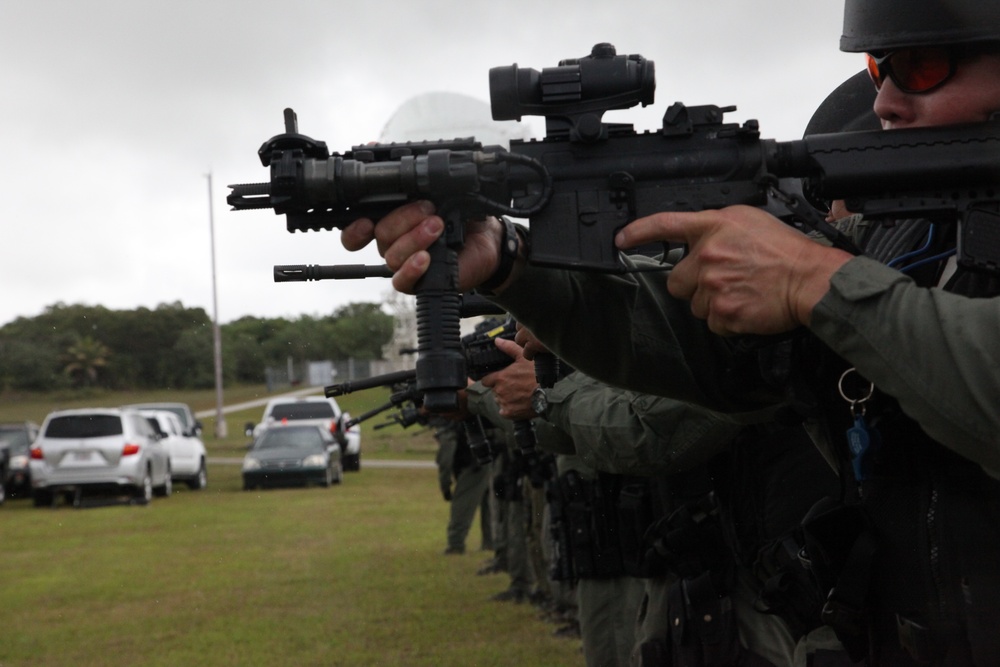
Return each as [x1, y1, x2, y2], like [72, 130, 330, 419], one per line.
[556, 471, 729, 582]
[558, 470, 625, 579]
[545, 475, 576, 582]
[642, 491, 729, 581]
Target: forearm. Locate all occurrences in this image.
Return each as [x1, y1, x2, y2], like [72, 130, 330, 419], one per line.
[543, 373, 743, 476]
[493, 257, 769, 412]
[465, 381, 514, 440]
[811, 256, 1000, 475]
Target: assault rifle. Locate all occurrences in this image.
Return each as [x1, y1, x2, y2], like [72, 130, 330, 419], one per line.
[327, 318, 519, 461]
[230, 43, 1000, 412]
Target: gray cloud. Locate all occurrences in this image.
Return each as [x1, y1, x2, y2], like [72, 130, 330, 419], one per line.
[0, 0, 863, 325]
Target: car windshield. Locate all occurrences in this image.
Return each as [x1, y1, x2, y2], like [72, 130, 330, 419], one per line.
[269, 403, 335, 420]
[129, 404, 189, 428]
[0, 428, 31, 453]
[44, 415, 123, 439]
[255, 428, 325, 451]
[155, 407, 187, 426]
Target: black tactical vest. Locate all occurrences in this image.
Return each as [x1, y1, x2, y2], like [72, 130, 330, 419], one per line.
[797, 219, 1000, 666]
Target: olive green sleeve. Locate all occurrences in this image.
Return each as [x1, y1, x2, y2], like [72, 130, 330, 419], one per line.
[493, 257, 775, 412]
[811, 256, 1000, 477]
[541, 372, 743, 476]
[465, 381, 510, 438]
[467, 380, 575, 454]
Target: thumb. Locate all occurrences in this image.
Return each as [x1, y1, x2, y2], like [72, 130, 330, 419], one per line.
[494, 336, 524, 360]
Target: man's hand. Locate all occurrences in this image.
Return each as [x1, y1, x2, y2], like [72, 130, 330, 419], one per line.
[481, 337, 539, 420]
[616, 205, 853, 336]
[514, 323, 551, 362]
[340, 200, 511, 294]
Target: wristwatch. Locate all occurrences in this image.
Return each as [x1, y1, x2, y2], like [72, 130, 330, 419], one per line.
[530, 386, 550, 419]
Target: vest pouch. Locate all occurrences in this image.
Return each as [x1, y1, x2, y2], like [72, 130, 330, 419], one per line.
[618, 480, 658, 578]
[648, 493, 727, 579]
[666, 572, 746, 667]
[799, 497, 874, 662]
[753, 533, 827, 640]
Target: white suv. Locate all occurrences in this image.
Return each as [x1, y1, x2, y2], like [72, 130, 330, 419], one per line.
[253, 396, 362, 471]
[30, 408, 171, 507]
[141, 410, 208, 490]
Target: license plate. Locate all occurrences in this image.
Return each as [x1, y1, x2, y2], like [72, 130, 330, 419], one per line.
[71, 451, 94, 461]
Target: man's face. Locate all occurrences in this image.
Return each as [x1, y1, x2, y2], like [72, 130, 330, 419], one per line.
[873, 51, 1000, 128]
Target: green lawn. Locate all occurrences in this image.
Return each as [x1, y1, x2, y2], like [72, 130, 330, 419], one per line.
[1, 464, 581, 666]
[0, 387, 581, 666]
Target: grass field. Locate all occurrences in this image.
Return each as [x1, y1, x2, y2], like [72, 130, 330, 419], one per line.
[0, 387, 583, 666]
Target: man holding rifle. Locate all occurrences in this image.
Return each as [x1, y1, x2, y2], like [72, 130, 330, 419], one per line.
[341, 2, 1000, 664]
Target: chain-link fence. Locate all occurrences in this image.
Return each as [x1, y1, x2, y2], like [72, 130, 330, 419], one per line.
[263, 358, 379, 392]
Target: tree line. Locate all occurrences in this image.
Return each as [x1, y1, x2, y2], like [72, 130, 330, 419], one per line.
[0, 301, 394, 392]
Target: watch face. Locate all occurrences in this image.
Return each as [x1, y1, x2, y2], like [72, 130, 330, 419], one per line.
[531, 387, 548, 416]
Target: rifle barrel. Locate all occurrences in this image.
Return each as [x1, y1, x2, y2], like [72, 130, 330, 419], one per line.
[325, 369, 418, 397]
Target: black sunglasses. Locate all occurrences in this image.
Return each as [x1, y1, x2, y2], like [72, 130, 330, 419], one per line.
[866, 47, 958, 94]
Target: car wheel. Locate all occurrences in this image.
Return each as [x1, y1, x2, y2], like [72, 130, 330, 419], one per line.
[242, 478, 254, 491]
[332, 461, 344, 485]
[133, 469, 153, 505]
[321, 466, 333, 488]
[155, 469, 172, 498]
[32, 489, 54, 508]
[187, 460, 207, 490]
[0, 476, 6, 506]
[343, 453, 360, 472]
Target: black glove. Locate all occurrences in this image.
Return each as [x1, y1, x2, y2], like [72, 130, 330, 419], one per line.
[440, 483, 453, 502]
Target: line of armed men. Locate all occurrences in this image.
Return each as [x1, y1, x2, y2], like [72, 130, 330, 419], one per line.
[333, 303, 852, 667]
[232, 1, 1000, 665]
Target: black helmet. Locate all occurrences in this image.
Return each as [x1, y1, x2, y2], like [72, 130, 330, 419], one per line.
[841, 0, 1000, 53]
[800, 70, 881, 211]
[804, 70, 880, 136]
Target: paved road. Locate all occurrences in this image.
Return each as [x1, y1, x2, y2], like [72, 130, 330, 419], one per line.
[208, 457, 435, 469]
[193, 386, 321, 420]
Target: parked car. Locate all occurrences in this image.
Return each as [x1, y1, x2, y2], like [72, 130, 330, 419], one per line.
[0, 435, 7, 505]
[242, 424, 343, 490]
[0, 422, 40, 501]
[140, 410, 208, 490]
[29, 408, 171, 507]
[250, 396, 361, 471]
[123, 402, 203, 437]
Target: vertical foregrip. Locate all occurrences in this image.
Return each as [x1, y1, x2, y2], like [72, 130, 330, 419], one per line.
[415, 236, 465, 412]
[513, 419, 536, 451]
[464, 416, 494, 464]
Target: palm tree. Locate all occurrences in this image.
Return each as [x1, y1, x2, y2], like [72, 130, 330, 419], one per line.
[63, 336, 111, 387]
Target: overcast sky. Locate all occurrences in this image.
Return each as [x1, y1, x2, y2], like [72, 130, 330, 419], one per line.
[1, 0, 865, 327]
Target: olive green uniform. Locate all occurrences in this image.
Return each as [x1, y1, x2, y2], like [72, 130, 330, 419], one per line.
[496, 227, 1000, 662]
[496, 252, 1000, 475]
[467, 383, 534, 598]
[434, 422, 491, 553]
[534, 371, 848, 667]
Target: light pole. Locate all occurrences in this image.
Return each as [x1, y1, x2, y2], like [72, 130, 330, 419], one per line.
[206, 172, 227, 438]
